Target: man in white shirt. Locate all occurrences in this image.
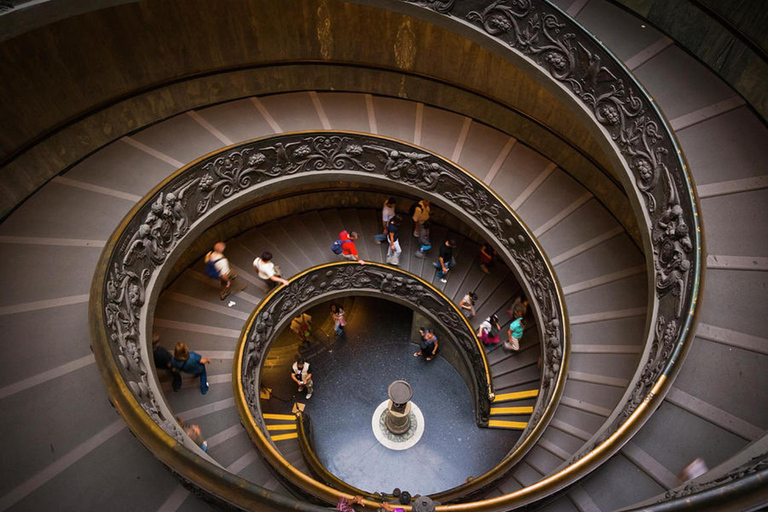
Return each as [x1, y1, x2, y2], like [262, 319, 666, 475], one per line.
[291, 358, 313, 399]
[252, 251, 289, 288]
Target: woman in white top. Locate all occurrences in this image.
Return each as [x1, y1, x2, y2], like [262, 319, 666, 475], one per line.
[459, 291, 477, 319]
[252, 251, 289, 288]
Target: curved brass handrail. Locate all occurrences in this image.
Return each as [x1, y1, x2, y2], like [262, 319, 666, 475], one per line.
[297, 411, 376, 499]
[235, 260, 493, 427]
[90, 130, 567, 510]
[234, 261, 562, 501]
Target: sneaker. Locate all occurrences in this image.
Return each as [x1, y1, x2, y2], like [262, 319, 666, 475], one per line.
[202, 382, 209, 395]
[220, 289, 231, 300]
[306, 392, 312, 399]
[440, 278, 447, 283]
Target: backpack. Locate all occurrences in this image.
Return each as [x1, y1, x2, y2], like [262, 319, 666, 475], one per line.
[409, 201, 421, 217]
[204, 252, 221, 279]
[332, 231, 350, 254]
[489, 322, 499, 338]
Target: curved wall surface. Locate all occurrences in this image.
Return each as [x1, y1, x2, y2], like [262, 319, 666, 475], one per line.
[0, 0, 634, 236]
[0, 0, 767, 511]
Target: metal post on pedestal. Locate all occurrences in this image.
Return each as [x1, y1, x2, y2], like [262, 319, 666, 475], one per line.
[385, 380, 413, 435]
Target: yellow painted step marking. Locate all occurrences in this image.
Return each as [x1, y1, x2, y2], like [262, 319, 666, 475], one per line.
[271, 432, 299, 441]
[493, 389, 539, 402]
[490, 406, 534, 415]
[266, 423, 297, 431]
[488, 420, 527, 429]
[263, 413, 296, 421]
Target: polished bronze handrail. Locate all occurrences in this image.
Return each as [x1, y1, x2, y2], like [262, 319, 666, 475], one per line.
[296, 412, 374, 499]
[234, 261, 563, 502]
[235, 260, 493, 428]
[90, 130, 567, 510]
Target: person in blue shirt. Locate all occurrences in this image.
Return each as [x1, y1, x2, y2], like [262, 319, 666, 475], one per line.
[506, 315, 524, 351]
[172, 342, 211, 395]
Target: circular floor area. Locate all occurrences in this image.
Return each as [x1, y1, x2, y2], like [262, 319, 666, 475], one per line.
[303, 298, 520, 496]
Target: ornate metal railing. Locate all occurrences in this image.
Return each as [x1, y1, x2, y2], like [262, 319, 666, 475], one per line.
[362, 0, 704, 508]
[623, 450, 768, 512]
[90, 130, 568, 510]
[237, 261, 492, 430]
[234, 261, 565, 501]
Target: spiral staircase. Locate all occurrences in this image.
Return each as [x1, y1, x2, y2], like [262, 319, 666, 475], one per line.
[0, 0, 766, 511]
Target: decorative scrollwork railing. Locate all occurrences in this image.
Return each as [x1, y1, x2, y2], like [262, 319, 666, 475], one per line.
[237, 262, 491, 433]
[90, 130, 568, 510]
[384, 0, 704, 507]
[236, 262, 543, 499]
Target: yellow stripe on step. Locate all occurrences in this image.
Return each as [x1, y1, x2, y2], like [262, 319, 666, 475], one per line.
[263, 413, 296, 420]
[271, 432, 299, 441]
[266, 423, 297, 431]
[493, 389, 539, 402]
[488, 420, 527, 429]
[490, 406, 534, 415]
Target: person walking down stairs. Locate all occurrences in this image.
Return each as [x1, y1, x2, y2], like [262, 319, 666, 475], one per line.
[411, 198, 431, 238]
[414, 219, 432, 259]
[433, 239, 457, 283]
[334, 230, 366, 265]
[477, 315, 502, 346]
[171, 342, 211, 395]
[386, 215, 403, 266]
[204, 242, 237, 300]
[252, 251, 290, 289]
[505, 313, 524, 352]
[459, 291, 477, 319]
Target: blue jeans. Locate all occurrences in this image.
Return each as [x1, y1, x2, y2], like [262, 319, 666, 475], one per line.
[435, 258, 455, 279]
[196, 366, 209, 394]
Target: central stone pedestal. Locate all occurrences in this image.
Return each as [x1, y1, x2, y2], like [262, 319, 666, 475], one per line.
[385, 380, 413, 435]
[372, 380, 424, 451]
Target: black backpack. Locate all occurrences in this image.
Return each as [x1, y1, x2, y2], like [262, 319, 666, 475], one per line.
[408, 201, 421, 217]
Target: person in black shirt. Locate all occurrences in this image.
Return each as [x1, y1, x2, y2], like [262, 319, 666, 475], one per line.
[386, 215, 402, 266]
[434, 239, 456, 283]
[152, 333, 181, 391]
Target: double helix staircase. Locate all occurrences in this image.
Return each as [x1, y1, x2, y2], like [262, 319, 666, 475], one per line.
[0, 0, 766, 510]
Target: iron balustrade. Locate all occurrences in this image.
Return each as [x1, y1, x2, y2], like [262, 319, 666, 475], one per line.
[90, 131, 568, 510]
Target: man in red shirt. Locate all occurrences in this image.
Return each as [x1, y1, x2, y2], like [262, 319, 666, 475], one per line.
[339, 230, 366, 265]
